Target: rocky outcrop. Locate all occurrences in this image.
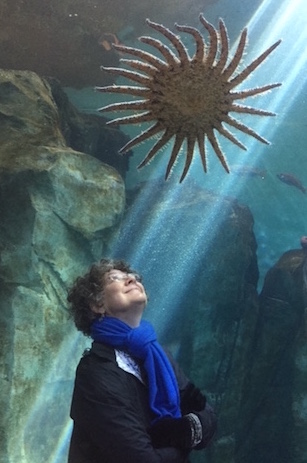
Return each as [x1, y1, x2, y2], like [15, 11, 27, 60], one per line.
[45, 77, 132, 178]
[0, 69, 125, 463]
[235, 249, 307, 463]
[185, 247, 307, 463]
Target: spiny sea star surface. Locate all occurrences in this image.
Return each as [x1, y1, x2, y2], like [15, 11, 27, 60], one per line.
[97, 14, 281, 182]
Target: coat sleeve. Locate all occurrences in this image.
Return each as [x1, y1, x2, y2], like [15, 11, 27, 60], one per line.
[69, 354, 189, 463]
[166, 349, 218, 450]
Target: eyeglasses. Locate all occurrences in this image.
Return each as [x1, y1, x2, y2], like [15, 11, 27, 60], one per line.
[105, 272, 142, 284]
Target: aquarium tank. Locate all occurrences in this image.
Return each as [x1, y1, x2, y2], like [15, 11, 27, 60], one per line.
[0, 0, 307, 462]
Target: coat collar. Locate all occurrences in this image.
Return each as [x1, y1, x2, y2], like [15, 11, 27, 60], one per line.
[88, 341, 117, 362]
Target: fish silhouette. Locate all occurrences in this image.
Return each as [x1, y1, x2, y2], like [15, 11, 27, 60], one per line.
[276, 172, 306, 194]
[232, 165, 266, 179]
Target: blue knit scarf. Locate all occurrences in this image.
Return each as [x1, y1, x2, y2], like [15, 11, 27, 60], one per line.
[90, 316, 181, 422]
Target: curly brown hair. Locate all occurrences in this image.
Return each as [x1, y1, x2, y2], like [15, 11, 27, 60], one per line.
[67, 258, 140, 336]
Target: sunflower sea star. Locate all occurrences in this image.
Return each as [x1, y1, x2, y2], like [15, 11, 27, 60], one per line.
[97, 14, 281, 182]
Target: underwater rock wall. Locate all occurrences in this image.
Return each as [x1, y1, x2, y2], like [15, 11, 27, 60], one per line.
[160, 192, 260, 463]
[236, 249, 307, 463]
[0, 69, 125, 463]
[45, 77, 131, 179]
[181, 239, 307, 463]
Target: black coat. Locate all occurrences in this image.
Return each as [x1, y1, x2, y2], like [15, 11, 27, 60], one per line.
[68, 342, 216, 463]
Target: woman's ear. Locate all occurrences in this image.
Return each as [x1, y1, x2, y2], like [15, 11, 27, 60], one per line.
[90, 302, 105, 315]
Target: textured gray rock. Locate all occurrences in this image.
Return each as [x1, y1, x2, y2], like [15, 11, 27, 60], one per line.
[0, 69, 125, 463]
[187, 247, 307, 463]
[235, 249, 307, 463]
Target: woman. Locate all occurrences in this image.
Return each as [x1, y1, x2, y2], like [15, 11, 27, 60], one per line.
[67, 258, 217, 463]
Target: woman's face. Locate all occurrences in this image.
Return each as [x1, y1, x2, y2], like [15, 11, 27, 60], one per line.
[100, 269, 147, 318]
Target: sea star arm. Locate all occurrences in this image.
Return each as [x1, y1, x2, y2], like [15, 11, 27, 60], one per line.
[118, 124, 163, 153]
[180, 136, 196, 182]
[146, 19, 190, 65]
[224, 115, 270, 144]
[207, 129, 230, 172]
[120, 59, 159, 77]
[215, 20, 229, 72]
[101, 66, 151, 85]
[139, 36, 180, 67]
[231, 104, 276, 116]
[137, 129, 175, 168]
[165, 133, 185, 179]
[215, 123, 247, 150]
[199, 15, 218, 68]
[105, 112, 155, 126]
[197, 131, 207, 173]
[222, 28, 247, 80]
[175, 24, 205, 63]
[96, 85, 150, 97]
[112, 43, 168, 69]
[229, 39, 282, 88]
[98, 100, 149, 113]
[231, 82, 282, 100]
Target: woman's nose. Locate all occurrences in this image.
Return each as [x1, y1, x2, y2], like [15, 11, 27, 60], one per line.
[126, 273, 136, 283]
